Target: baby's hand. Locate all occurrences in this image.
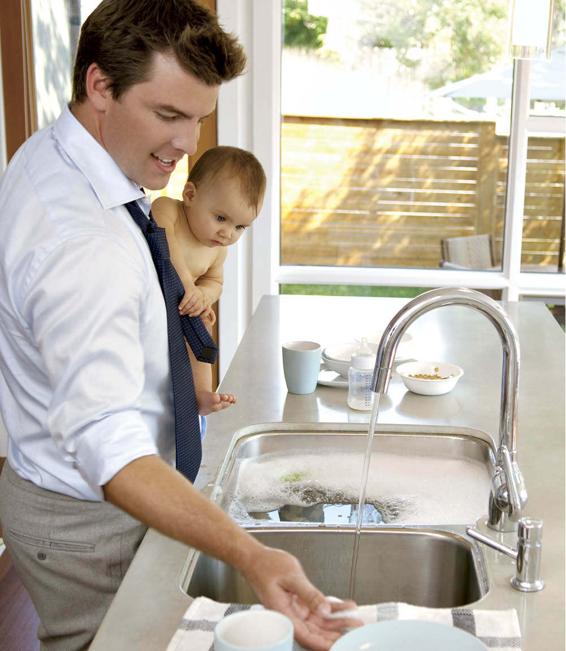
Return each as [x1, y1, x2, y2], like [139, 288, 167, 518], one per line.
[179, 283, 207, 316]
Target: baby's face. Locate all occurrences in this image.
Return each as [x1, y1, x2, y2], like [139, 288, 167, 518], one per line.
[183, 174, 260, 248]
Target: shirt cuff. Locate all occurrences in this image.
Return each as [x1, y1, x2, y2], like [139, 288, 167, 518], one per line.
[72, 411, 160, 495]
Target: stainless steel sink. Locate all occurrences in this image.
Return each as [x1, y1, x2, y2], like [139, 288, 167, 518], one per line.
[181, 526, 488, 608]
[210, 423, 495, 526]
[183, 423, 492, 608]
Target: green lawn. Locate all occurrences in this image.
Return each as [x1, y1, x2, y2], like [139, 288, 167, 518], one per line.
[280, 284, 429, 298]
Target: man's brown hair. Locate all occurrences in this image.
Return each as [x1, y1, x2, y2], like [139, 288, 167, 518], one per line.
[72, 0, 246, 103]
[189, 146, 266, 214]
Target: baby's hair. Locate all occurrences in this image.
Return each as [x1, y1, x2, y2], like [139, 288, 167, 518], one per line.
[188, 146, 266, 214]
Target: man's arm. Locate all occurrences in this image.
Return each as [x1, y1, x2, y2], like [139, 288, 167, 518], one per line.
[104, 456, 359, 650]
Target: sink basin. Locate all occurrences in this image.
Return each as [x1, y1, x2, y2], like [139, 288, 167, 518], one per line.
[210, 423, 495, 527]
[181, 526, 488, 608]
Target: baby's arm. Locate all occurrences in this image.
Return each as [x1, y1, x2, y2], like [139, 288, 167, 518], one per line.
[152, 197, 194, 286]
[179, 248, 227, 318]
[194, 247, 227, 305]
[152, 197, 201, 312]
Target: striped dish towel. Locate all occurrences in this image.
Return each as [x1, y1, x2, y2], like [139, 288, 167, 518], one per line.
[167, 597, 521, 651]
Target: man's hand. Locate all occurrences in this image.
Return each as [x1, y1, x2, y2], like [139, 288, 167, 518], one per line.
[241, 546, 362, 650]
[103, 457, 360, 649]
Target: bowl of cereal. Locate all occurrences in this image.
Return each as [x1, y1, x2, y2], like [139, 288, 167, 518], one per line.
[396, 361, 463, 396]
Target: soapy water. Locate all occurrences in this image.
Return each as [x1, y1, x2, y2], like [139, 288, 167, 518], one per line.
[229, 450, 490, 526]
[248, 495, 408, 525]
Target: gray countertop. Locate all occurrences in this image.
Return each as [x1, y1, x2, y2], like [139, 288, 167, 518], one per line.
[91, 295, 565, 650]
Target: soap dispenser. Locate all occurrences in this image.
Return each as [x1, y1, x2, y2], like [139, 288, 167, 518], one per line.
[347, 338, 375, 411]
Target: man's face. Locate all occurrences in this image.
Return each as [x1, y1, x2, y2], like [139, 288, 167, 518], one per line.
[97, 52, 219, 190]
[183, 174, 261, 248]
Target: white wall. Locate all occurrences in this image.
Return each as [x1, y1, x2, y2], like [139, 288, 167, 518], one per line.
[32, 0, 74, 128]
[216, 0, 281, 377]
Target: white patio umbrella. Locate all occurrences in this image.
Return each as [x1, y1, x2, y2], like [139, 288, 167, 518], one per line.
[434, 47, 565, 100]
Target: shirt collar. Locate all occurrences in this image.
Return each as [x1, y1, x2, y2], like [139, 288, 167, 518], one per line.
[53, 105, 145, 210]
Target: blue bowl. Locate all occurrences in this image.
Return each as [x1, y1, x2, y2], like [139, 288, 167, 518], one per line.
[331, 620, 487, 651]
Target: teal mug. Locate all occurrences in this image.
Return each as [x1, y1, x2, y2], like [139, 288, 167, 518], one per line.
[282, 340, 322, 394]
[214, 609, 293, 651]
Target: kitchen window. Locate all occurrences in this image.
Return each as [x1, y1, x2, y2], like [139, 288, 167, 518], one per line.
[213, 0, 564, 370]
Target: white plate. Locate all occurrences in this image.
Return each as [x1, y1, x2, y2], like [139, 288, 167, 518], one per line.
[331, 620, 488, 651]
[317, 367, 348, 388]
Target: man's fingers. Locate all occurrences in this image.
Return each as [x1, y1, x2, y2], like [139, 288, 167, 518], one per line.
[313, 614, 363, 632]
[292, 619, 341, 651]
[282, 573, 330, 619]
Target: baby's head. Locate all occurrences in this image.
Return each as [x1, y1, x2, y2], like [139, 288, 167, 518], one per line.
[182, 146, 266, 248]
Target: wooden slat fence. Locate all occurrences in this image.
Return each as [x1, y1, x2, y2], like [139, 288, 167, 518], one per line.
[281, 116, 565, 270]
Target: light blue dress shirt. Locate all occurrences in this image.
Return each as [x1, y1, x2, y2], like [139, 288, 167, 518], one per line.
[0, 106, 177, 500]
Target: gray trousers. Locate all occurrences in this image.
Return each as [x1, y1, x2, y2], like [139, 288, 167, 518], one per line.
[0, 463, 147, 651]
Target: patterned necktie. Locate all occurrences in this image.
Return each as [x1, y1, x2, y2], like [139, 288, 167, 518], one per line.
[124, 200, 217, 482]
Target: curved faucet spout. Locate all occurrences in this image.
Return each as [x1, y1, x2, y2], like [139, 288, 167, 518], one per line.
[372, 287, 525, 532]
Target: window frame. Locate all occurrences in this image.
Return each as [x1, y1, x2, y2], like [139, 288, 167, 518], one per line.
[219, 1, 566, 370]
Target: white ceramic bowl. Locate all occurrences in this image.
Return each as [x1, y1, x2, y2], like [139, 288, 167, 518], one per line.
[322, 342, 376, 377]
[396, 360, 464, 396]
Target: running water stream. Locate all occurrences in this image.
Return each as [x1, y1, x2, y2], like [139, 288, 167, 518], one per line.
[348, 393, 382, 599]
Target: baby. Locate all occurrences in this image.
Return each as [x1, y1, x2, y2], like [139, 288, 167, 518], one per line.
[152, 146, 266, 415]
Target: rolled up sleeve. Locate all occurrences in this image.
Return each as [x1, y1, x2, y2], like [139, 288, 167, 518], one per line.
[22, 235, 159, 493]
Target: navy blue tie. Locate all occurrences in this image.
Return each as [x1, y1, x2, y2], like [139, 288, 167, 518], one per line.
[124, 200, 218, 482]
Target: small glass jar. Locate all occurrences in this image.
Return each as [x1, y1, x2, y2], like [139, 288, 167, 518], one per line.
[347, 352, 375, 411]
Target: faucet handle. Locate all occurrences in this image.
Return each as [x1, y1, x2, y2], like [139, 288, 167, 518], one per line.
[500, 446, 528, 519]
[488, 445, 528, 531]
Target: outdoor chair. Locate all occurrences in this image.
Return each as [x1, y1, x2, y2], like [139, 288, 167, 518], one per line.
[440, 234, 497, 271]
[439, 233, 500, 298]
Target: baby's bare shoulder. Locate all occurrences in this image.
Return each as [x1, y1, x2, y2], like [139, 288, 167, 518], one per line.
[151, 196, 181, 227]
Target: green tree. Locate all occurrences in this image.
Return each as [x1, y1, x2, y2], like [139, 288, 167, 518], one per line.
[359, 0, 508, 87]
[284, 0, 328, 50]
[552, 0, 566, 47]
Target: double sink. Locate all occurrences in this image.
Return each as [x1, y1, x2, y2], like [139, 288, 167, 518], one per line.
[180, 423, 495, 608]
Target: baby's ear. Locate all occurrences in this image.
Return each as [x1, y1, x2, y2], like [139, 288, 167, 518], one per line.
[183, 181, 197, 204]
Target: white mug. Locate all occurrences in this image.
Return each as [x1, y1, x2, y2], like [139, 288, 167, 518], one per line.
[282, 340, 322, 394]
[214, 609, 293, 651]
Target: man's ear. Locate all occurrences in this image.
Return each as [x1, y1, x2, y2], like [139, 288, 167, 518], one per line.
[183, 181, 198, 204]
[85, 63, 113, 112]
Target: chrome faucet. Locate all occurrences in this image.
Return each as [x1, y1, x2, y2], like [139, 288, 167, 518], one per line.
[372, 287, 528, 533]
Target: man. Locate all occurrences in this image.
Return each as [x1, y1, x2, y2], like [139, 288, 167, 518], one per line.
[0, 2, 356, 649]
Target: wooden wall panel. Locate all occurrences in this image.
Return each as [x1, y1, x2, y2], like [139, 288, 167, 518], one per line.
[0, 0, 37, 161]
[281, 117, 565, 271]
